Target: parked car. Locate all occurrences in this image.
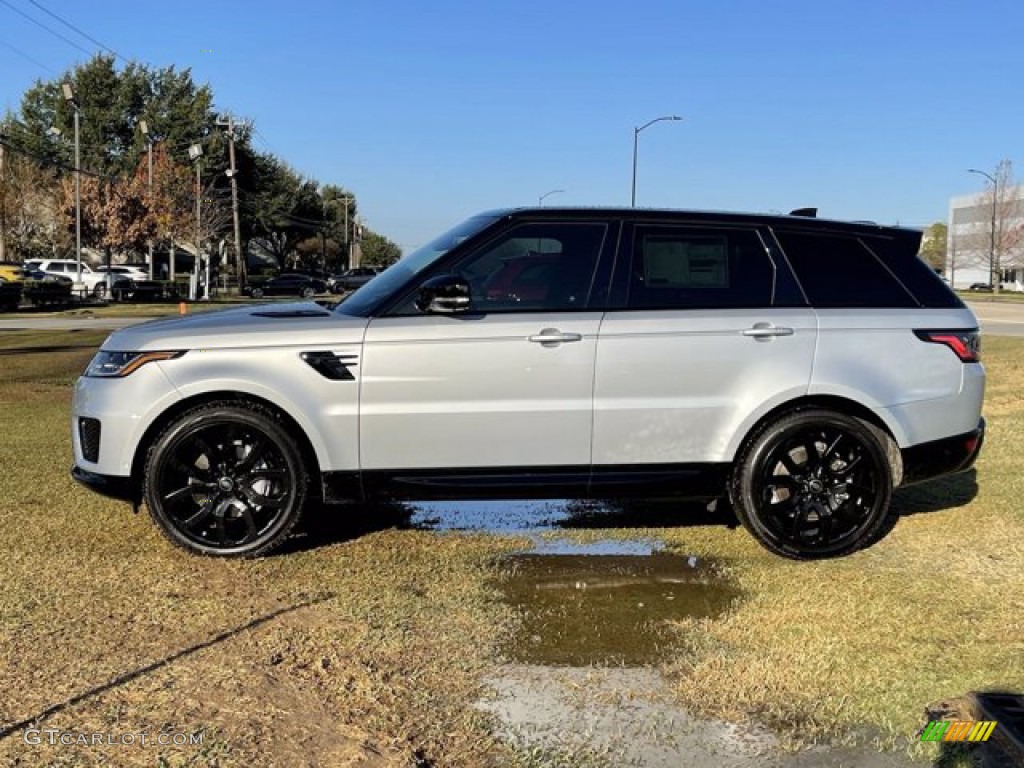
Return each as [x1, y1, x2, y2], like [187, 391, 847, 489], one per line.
[968, 282, 994, 292]
[72, 207, 985, 559]
[96, 265, 151, 282]
[0, 262, 24, 284]
[23, 259, 129, 297]
[242, 273, 328, 299]
[22, 268, 71, 284]
[329, 267, 380, 293]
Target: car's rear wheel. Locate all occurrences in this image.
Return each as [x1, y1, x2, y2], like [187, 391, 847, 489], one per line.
[730, 409, 896, 559]
[144, 402, 307, 557]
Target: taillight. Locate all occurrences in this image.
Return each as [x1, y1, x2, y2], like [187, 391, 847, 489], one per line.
[914, 329, 981, 363]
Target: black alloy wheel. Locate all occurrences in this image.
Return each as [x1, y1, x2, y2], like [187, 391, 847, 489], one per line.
[144, 402, 307, 556]
[731, 410, 895, 559]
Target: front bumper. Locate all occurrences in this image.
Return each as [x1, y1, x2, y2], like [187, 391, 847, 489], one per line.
[900, 417, 985, 486]
[71, 465, 138, 503]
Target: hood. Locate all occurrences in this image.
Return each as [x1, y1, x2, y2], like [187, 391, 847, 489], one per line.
[101, 302, 369, 351]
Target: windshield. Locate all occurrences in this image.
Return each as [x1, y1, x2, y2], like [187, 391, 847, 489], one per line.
[336, 213, 501, 316]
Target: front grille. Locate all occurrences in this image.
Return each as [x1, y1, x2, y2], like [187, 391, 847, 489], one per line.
[78, 417, 101, 463]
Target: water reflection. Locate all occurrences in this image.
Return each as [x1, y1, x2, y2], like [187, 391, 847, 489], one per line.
[499, 552, 741, 666]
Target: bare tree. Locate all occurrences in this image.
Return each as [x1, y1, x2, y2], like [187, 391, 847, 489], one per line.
[967, 160, 1024, 293]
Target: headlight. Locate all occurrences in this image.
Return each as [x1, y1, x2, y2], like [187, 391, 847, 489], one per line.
[84, 350, 184, 378]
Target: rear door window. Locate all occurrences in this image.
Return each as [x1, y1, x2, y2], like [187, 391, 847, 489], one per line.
[625, 225, 775, 309]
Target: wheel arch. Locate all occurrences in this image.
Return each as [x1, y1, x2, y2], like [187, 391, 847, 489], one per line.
[727, 394, 901, 466]
[130, 391, 324, 501]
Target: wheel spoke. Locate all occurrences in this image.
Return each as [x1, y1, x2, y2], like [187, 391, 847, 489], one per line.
[803, 437, 822, 471]
[240, 505, 259, 541]
[239, 485, 286, 509]
[181, 498, 215, 529]
[163, 482, 213, 503]
[779, 451, 803, 476]
[235, 438, 267, 474]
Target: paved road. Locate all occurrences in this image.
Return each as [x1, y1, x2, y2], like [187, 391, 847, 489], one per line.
[967, 300, 1024, 336]
[0, 316, 149, 331]
[1, 301, 1023, 335]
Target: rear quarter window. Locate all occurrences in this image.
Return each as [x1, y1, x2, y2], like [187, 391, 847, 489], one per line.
[773, 230, 918, 308]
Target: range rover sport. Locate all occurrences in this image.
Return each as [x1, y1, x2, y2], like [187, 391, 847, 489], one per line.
[71, 207, 985, 559]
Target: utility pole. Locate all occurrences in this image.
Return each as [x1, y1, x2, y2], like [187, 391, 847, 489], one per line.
[0, 143, 5, 263]
[217, 115, 246, 288]
[62, 83, 82, 291]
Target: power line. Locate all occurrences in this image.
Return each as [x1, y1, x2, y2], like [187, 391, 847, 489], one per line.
[0, 36, 57, 73]
[25, 0, 124, 62]
[0, 0, 92, 56]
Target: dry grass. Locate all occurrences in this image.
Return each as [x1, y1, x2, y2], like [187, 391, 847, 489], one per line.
[660, 336, 1024, 757]
[0, 331, 1021, 766]
[0, 330, 521, 766]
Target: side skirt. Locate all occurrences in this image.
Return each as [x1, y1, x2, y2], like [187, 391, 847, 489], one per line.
[321, 464, 730, 504]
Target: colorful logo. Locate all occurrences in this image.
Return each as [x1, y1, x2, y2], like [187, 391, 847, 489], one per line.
[920, 721, 997, 742]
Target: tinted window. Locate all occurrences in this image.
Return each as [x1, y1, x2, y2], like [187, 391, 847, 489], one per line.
[774, 230, 917, 308]
[862, 234, 963, 309]
[444, 221, 607, 312]
[627, 226, 774, 309]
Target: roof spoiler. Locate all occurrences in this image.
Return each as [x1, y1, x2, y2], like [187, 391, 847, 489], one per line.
[789, 207, 818, 218]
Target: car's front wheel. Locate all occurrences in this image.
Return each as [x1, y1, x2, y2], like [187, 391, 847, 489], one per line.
[250, 287, 264, 299]
[143, 402, 308, 557]
[300, 286, 315, 298]
[730, 409, 897, 559]
[93, 282, 107, 298]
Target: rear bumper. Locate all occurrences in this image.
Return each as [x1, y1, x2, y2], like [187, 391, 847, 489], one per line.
[900, 418, 985, 486]
[71, 465, 138, 504]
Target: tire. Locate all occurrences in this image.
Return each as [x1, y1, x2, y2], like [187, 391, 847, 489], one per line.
[730, 409, 896, 560]
[250, 287, 264, 299]
[143, 402, 308, 557]
[300, 286, 315, 299]
[93, 282, 107, 298]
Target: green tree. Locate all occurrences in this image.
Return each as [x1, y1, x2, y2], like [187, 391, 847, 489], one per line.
[919, 222, 948, 272]
[359, 229, 402, 267]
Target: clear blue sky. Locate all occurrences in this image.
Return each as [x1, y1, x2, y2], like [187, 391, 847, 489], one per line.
[1, 0, 1021, 251]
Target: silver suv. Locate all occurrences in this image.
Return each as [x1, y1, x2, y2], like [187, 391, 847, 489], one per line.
[71, 208, 985, 559]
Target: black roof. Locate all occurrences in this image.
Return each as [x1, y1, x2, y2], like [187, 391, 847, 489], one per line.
[482, 207, 920, 238]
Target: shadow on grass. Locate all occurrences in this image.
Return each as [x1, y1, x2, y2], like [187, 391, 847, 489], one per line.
[892, 469, 979, 518]
[0, 594, 334, 741]
[281, 500, 417, 554]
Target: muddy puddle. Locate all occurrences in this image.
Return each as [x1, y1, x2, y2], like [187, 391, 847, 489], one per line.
[500, 552, 741, 666]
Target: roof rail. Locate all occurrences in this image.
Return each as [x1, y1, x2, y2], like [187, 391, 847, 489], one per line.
[789, 207, 817, 218]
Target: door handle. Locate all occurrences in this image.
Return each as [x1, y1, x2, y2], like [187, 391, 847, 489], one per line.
[528, 328, 583, 346]
[742, 323, 794, 339]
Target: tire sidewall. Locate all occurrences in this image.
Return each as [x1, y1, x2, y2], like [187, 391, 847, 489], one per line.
[144, 404, 306, 557]
[731, 410, 894, 559]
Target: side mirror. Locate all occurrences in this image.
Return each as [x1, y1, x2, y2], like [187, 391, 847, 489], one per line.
[416, 274, 471, 314]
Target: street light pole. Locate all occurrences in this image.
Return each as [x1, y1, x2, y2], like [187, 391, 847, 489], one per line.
[538, 189, 564, 206]
[62, 83, 82, 292]
[140, 120, 154, 279]
[968, 168, 999, 292]
[631, 114, 682, 207]
[188, 143, 203, 300]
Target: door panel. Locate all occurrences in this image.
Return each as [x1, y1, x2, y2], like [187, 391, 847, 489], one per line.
[360, 313, 602, 469]
[594, 222, 817, 465]
[594, 308, 817, 464]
